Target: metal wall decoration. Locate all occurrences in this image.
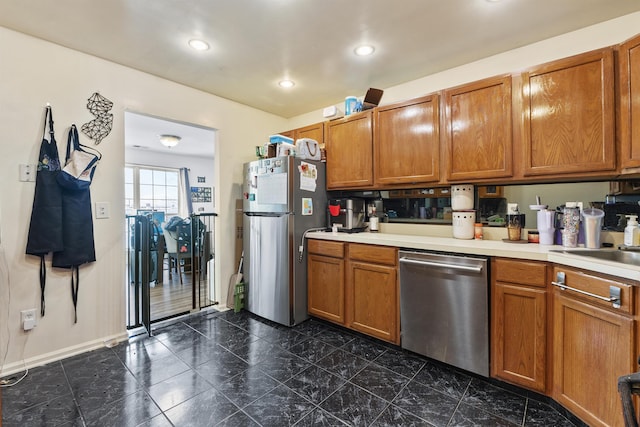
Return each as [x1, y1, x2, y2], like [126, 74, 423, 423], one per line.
[81, 92, 113, 144]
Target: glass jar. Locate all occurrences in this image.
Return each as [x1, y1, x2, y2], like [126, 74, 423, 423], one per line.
[474, 223, 483, 240]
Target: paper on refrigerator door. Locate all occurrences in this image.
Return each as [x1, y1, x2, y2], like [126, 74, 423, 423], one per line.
[302, 198, 313, 215]
[257, 173, 287, 204]
[298, 161, 317, 192]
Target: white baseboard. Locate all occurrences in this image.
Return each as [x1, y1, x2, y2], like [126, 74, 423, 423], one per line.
[0, 331, 129, 377]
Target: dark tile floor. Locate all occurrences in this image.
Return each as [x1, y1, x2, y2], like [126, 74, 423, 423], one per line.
[1, 309, 586, 426]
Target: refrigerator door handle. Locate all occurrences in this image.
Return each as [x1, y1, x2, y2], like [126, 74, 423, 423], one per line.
[244, 212, 290, 217]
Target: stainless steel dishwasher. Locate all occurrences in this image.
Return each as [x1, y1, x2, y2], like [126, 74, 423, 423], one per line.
[399, 250, 489, 376]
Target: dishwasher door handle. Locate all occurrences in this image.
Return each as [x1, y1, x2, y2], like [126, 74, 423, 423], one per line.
[552, 281, 621, 308]
[399, 257, 483, 273]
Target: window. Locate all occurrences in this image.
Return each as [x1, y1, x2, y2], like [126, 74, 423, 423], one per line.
[125, 165, 179, 216]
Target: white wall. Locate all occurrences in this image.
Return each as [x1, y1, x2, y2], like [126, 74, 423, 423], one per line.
[126, 148, 217, 213]
[0, 27, 287, 374]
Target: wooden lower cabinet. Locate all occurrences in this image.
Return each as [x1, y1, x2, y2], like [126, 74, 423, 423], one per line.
[491, 258, 549, 393]
[307, 240, 399, 344]
[307, 240, 345, 324]
[552, 267, 635, 427]
[347, 259, 398, 343]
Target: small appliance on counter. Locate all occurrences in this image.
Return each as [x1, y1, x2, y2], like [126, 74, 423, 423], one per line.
[328, 198, 366, 232]
[451, 184, 475, 239]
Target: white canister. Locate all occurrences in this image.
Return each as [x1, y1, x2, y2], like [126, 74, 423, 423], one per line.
[451, 185, 474, 211]
[452, 211, 476, 239]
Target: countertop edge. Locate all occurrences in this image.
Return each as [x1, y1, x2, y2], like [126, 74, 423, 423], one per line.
[306, 231, 640, 282]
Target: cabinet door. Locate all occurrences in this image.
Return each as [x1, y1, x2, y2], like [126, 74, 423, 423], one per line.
[619, 34, 640, 171]
[443, 75, 513, 181]
[492, 283, 547, 392]
[553, 293, 634, 427]
[295, 122, 324, 145]
[374, 95, 440, 186]
[307, 253, 345, 324]
[347, 261, 398, 343]
[521, 48, 615, 177]
[278, 130, 295, 140]
[325, 111, 373, 189]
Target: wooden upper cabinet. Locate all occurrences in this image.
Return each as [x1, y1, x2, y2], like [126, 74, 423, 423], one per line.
[618, 34, 640, 172]
[295, 122, 324, 145]
[520, 48, 616, 177]
[443, 75, 514, 182]
[278, 122, 324, 145]
[278, 130, 295, 140]
[325, 111, 374, 189]
[374, 94, 440, 186]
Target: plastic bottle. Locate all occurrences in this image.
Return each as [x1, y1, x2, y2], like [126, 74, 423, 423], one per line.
[369, 207, 379, 232]
[624, 215, 639, 247]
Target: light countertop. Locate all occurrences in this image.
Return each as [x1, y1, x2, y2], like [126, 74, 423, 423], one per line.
[306, 228, 640, 282]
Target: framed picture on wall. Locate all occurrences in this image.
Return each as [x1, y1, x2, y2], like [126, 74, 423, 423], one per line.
[191, 187, 212, 203]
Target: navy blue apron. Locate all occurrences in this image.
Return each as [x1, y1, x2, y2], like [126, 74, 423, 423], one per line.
[52, 125, 97, 323]
[26, 106, 63, 317]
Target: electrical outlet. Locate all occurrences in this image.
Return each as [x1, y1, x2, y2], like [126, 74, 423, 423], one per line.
[21, 308, 37, 331]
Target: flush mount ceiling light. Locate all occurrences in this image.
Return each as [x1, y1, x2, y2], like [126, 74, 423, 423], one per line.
[159, 134, 181, 148]
[278, 79, 295, 88]
[354, 45, 375, 56]
[188, 39, 210, 51]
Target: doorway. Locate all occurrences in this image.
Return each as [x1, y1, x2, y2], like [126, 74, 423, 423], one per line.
[123, 111, 218, 331]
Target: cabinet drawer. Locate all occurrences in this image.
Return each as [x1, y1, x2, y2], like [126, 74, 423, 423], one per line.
[494, 258, 547, 288]
[552, 266, 634, 314]
[308, 239, 344, 258]
[348, 243, 397, 266]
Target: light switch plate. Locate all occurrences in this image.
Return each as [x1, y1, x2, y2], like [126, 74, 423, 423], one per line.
[95, 202, 110, 219]
[19, 164, 36, 182]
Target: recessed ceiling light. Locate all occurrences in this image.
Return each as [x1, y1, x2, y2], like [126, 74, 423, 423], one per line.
[486, 0, 502, 2]
[278, 79, 295, 88]
[188, 39, 210, 51]
[354, 45, 375, 56]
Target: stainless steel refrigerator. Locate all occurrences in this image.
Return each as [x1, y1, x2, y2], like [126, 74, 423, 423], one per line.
[242, 156, 327, 326]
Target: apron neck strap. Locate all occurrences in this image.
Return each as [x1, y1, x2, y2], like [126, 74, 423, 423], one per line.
[42, 106, 54, 142]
